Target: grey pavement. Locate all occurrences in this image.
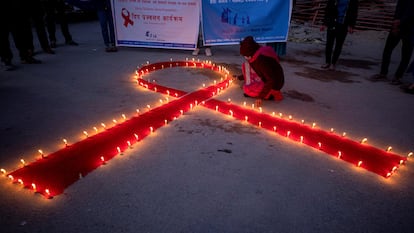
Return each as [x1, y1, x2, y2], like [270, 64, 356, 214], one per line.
[0, 20, 413, 233]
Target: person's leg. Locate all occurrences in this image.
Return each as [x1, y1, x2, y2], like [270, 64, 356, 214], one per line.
[55, 0, 76, 44]
[331, 24, 348, 67]
[324, 27, 335, 66]
[380, 32, 400, 76]
[0, 28, 15, 69]
[393, 37, 414, 80]
[97, 10, 110, 46]
[44, 1, 57, 46]
[107, 9, 116, 46]
[32, 11, 54, 53]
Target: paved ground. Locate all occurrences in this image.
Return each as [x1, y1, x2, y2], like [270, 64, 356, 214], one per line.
[0, 20, 413, 233]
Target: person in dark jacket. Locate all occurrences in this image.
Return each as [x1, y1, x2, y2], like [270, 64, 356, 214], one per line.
[321, 0, 358, 70]
[239, 36, 284, 107]
[371, 0, 414, 85]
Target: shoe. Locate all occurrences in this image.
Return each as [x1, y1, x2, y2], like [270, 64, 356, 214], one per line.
[43, 48, 55, 54]
[3, 61, 17, 71]
[321, 64, 331, 69]
[329, 64, 336, 71]
[390, 78, 402, 85]
[369, 73, 387, 81]
[105, 46, 112, 52]
[110, 46, 118, 52]
[21, 56, 42, 64]
[50, 41, 56, 48]
[205, 48, 212, 56]
[66, 40, 78, 46]
[401, 84, 414, 94]
[192, 48, 200, 56]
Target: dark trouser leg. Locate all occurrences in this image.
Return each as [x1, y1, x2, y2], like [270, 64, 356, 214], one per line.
[380, 32, 401, 75]
[45, 5, 57, 42]
[32, 13, 51, 50]
[394, 37, 414, 79]
[325, 27, 336, 64]
[331, 24, 348, 65]
[55, 1, 72, 42]
[0, 26, 13, 63]
[97, 10, 110, 46]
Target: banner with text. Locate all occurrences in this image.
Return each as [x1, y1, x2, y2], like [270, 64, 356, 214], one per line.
[112, 0, 200, 50]
[201, 0, 292, 45]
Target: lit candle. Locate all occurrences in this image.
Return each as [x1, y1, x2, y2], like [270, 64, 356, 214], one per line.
[258, 122, 262, 127]
[0, 168, 6, 175]
[93, 127, 98, 133]
[229, 110, 233, 117]
[243, 102, 247, 107]
[245, 116, 248, 122]
[101, 123, 106, 129]
[8, 175, 14, 181]
[215, 106, 218, 111]
[180, 110, 184, 115]
[63, 139, 68, 147]
[312, 123, 316, 129]
[273, 126, 277, 132]
[31, 183, 36, 191]
[357, 161, 363, 167]
[150, 126, 154, 133]
[259, 107, 262, 113]
[288, 115, 292, 120]
[18, 179, 23, 185]
[300, 136, 304, 143]
[38, 149, 44, 158]
[117, 147, 122, 154]
[127, 141, 131, 148]
[83, 131, 89, 138]
[342, 132, 347, 137]
[20, 159, 26, 167]
[122, 114, 126, 120]
[286, 131, 290, 137]
[164, 119, 168, 125]
[45, 189, 51, 197]
[318, 142, 322, 149]
[392, 166, 397, 172]
[408, 152, 413, 157]
[386, 146, 392, 152]
[330, 128, 334, 133]
[279, 113, 283, 118]
[361, 138, 368, 144]
[301, 120, 305, 124]
[338, 151, 342, 158]
[100, 156, 105, 163]
[134, 133, 139, 140]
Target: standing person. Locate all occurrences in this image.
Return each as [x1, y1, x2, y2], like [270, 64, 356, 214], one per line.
[320, 0, 358, 71]
[239, 36, 284, 107]
[192, 22, 212, 56]
[28, 0, 55, 54]
[43, 0, 79, 48]
[370, 0, 414, 85]
[92, 0, 117, 52]
[1, 0, 41, 69]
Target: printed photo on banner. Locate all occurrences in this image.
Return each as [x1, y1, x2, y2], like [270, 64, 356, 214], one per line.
[111, 0, 200, 50]
[201, 0, 292, 46]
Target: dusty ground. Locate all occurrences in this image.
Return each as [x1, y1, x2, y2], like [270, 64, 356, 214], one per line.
[0, 21, 413, 233]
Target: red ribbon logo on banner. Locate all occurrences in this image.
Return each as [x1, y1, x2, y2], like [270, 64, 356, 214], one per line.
[121, 8, 134, 27]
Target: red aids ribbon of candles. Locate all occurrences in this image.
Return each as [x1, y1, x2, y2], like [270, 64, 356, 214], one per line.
[1, 60, 410, 199]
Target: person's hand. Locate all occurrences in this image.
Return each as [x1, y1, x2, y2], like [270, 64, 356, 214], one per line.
[255, 98, 262, 107]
